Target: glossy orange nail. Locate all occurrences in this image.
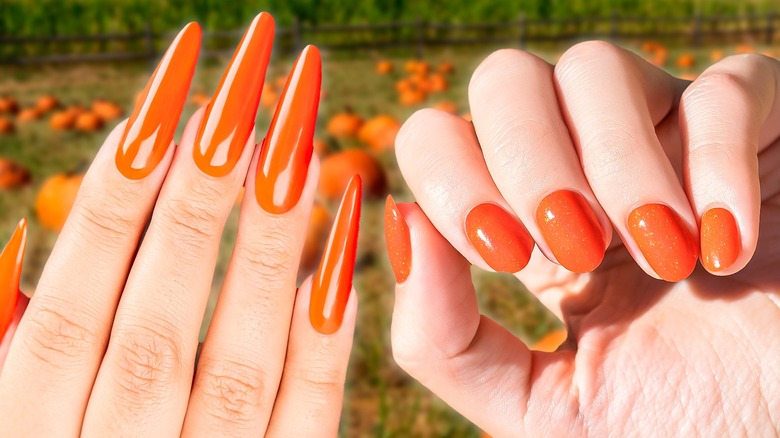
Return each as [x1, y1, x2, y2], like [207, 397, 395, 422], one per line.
[194, 13, 275, 177]
[310, 174, 361, 335]
[116, 23, 201, 179]
[536, 190, 605, 273]
[385, 195, 411, 283]
[255, 46, 321, 213]
[700, 208, 740, 272]
[1, 218, 26, 340]
[627, 203, 698, 282]
[465, 203, 533, 273]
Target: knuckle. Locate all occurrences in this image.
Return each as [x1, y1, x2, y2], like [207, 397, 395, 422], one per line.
[70, 185, 140, 249]
[233, 220, 298, 289]
[156, 191, 224, 248]
[556, 40, 627, 83]
[396, 108, 462, 157]
[285, 365, 344, 405]
[110, 325, 184, 401]
[683, 70, 754, 108]
[22, 296, 100, 369]
[582, 127, 638, 178]
[194, 357, 265, 427]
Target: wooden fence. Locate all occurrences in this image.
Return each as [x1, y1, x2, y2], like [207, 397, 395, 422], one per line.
[0, 12, 777, 65]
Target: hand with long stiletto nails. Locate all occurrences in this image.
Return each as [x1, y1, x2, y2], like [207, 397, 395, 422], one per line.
[388, 43, 780, 436]
[0, 13, 361, 437]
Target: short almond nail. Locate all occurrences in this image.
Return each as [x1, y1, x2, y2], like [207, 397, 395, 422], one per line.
[193, 13, 275, 177]
[116, 23, 201, 179]
[1, 218, 27, 340]
[310, 174, 361, 335]
[255, 45, 321, 213]
[628, 203, 698, 282]
[465, 203, 533, 273]
[536, 190, 605, 273]
[385, 195, 411, 283]
[700, 208, 740, 272]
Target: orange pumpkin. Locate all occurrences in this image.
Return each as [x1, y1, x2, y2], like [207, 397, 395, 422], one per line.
[679, 72, 698, 81]
[75, 112, 104, 132]
[409, 73, 430, 91]
[376, 60, 393, 74]
[358, 115, 401, 152]
[433, 101, 458, 114]
[326, 111, 364, 139]
[529, 328, 567, 352]
[710, 50, 725, 62]
[427, 73, 449, 93]
[190, 91, 210, 107]
[0, 97, 19, 114]
[641, 41, 663, 53]
[319, 150, 385, 200]
[35, 172, 84, 231]
[17, 107, 42, 123]
[49, 110, 77, 131]
[273, 74, 288, 91]
[649, 48, 668, 67]
[399, 88, 426, 106]
[403, 60, 420, 73]
[735, 44, 754, 54]
[313, 138, 330, 156]
[395, 78, 413, 93]
[676, 54, 695, 69]
[261, 83, 279, 109]
[300, 202, 331, 270]
[35, 95, 59, 113]
[438, 61, 455, 74]
[91, 99, 123, 121]
[0, 118, 15, 134]
[412, 61, 430, 76]
[0, 158, 30, 188]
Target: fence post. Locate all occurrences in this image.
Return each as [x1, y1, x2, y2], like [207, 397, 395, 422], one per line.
[415, 17, 425, 59]
[517, 13, 527, 48]
[291, 17, 302, 54]
[610, 12, 618, 42]
[767, 11, 776, 45]
[144, 23, 155, 65]
[692, 12, 702, 47]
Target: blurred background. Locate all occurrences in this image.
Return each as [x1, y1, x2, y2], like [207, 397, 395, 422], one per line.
[0, 0, 777, 436]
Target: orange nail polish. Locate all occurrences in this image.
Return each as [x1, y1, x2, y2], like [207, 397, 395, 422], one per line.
[536, 190, 605, 273]
[1, 218, 26, 340]
[465, 203, 533, 273]
[310, 174, 361, 335]
[116, 23, 201, 180]
[385, 195, 411, 283]
[193, 13, 275, 177]
[700, 208, 740, 272]
[255, 46, 321, 213]
[627, 204, 698, 282]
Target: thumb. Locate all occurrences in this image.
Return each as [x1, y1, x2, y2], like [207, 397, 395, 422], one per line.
[385, 197, 576, 437]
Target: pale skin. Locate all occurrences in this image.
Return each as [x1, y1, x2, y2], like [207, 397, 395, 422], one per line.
[392, 42, 780, 436]
[0, 110, 357, 436]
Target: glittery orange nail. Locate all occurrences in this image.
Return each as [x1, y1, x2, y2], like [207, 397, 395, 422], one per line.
[1, 218, 26, 340]
[310, 175, 361, 335]
[255, 45, 321, 213]
[700, 208, 740, 272]
[116, 23, 201, 179]
[536, 190, 605, 273]
[384, 195, 411, 283]
[193, 13, 275, 177]
[465, 203, 533, 273]
[627, 204, 698, 282]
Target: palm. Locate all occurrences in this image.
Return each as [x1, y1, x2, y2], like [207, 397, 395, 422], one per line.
[520, 195, 780, 434]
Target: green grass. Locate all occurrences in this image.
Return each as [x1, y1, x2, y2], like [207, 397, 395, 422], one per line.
[1, 41, 775, 435]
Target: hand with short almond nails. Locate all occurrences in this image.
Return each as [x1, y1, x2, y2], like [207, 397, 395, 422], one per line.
[0, 14, 361, 437]
[387, 42, 780, 436]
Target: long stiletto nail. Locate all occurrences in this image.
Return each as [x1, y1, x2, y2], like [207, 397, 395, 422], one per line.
[700, 208, 740, 272]
[1, 218, 27, 340]
[465, 203, 533, 273]
[310, 174, 361, 335]
[255, 46, 321, 213]
[193, 13, 275, 177]
[385, 195, 411, 283]
[628, 203, 698, 282]
[116, 23, 201, 179]
[536, 190, 605, 273]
